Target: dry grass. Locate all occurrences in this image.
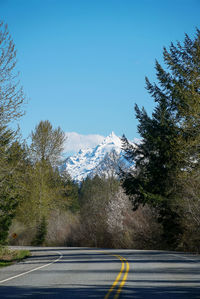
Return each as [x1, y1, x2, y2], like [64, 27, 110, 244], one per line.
[0, 247, 30, 267]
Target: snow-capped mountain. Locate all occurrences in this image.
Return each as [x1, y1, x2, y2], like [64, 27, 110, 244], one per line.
[62, 132, 126, 182]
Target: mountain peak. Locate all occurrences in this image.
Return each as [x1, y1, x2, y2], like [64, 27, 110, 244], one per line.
[107, 131, 118, 139]
[62, 132, 123, 182]
[110, 131, 116, 137]
[101, 132, 121, 146]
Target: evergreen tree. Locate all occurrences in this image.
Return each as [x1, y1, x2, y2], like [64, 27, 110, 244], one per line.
[122, 29, 200, 248]
[61, 173, 79, 213]
[31, 216, 47, 246]
[0, 134, 28, 244]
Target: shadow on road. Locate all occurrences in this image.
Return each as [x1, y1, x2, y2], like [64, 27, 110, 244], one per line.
[0, 285, 200, 299]
[2, 248, 200, 298]
[0, 285, 107, 298]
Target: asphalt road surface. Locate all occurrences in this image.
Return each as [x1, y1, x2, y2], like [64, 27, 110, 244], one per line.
[0, 247, 200, 298]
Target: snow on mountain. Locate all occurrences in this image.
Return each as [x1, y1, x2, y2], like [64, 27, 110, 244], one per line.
[61, 132, 125, 182]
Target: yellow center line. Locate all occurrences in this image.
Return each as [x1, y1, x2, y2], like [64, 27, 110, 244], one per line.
[104, 255, 125, 299]
[96, 251, 129, 299]
[114, 257, 130, 299]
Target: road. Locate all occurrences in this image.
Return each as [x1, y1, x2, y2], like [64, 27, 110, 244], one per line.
[0, 247, 200, 298]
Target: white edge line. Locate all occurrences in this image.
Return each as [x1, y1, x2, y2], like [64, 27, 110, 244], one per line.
[0, 251, 63, 284]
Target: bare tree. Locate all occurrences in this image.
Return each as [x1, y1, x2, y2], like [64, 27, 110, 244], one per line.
[0, 22, 25, 245]
[0, 22, 25, 125]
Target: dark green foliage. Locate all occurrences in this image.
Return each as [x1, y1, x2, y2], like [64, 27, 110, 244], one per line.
[49, 170, 80, 213]
[64, 179, 79, 213]
[31, 216, 47, 246]
[122, 29, 200, 249]
[0, 126, 28, 245]
[0, 182, 19, 245]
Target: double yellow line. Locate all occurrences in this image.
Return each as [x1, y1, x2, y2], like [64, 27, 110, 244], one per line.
[103, 253, 129, 299]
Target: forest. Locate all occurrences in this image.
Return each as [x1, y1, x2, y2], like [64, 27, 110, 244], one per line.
[0, 22, 199, 253]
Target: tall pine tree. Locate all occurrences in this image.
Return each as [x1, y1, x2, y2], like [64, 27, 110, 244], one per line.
[122, 29, 200, 249]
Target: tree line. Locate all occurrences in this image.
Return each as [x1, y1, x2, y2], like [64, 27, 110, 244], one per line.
[0, 22, 199, 252]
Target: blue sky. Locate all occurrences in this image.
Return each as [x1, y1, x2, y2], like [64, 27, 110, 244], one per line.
[1, 0, 200, 144]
